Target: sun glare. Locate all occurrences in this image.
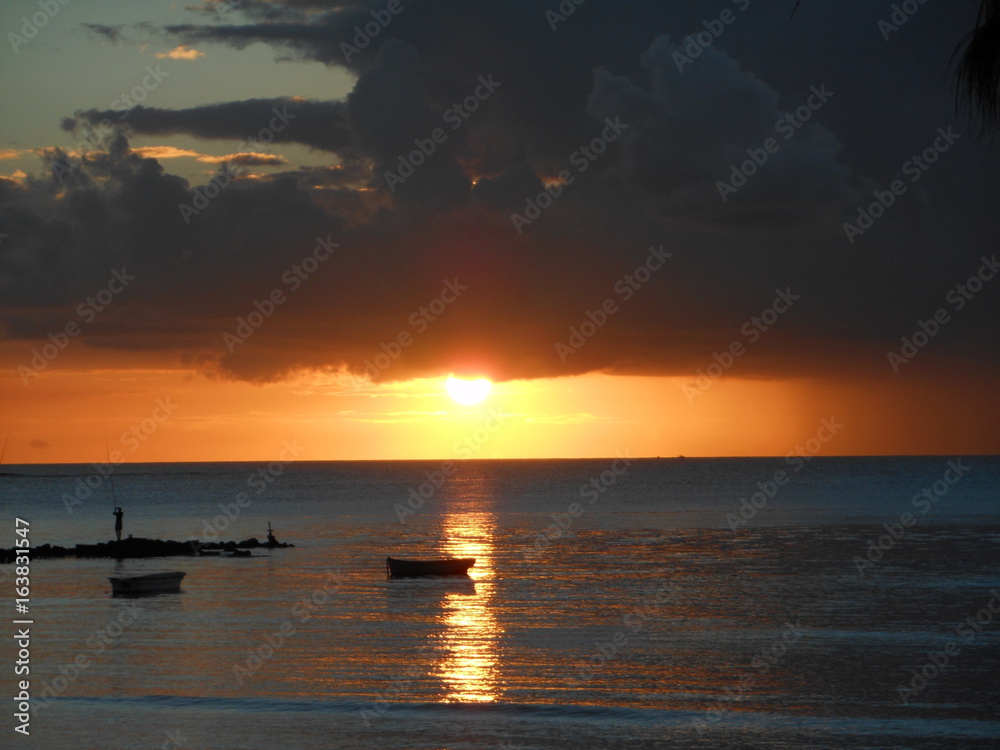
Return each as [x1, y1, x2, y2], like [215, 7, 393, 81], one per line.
[446, 375, 492, 405]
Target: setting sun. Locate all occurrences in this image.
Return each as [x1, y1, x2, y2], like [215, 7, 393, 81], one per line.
[445, 375, 492, 406]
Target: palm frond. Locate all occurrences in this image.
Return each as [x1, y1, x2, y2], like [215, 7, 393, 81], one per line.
[952, 0, 1000, 139]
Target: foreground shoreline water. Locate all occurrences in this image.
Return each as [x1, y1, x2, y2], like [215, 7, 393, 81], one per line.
[1, 457, 997, 749]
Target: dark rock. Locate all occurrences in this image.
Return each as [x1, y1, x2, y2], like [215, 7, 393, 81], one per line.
[0, 535, 293, 563]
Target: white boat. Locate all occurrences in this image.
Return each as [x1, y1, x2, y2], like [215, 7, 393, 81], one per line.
[109, 571, 186, 595]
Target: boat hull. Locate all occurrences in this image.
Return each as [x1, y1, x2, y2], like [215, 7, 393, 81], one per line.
[109, 571, 186, 595]
[386, 557, 475, 578]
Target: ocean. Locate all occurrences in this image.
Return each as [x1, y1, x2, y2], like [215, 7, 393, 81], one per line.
[1, 456, 998, 749]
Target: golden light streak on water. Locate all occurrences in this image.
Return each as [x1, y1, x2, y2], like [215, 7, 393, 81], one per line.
[434, 472, 502, 702]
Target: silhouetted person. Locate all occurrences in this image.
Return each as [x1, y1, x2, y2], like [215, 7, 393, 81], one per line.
[113, 507, 123, 541]
[266, 522, 277, 548]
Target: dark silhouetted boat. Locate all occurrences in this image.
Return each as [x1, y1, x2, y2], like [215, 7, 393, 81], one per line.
[109, 571, 186, 595]
[386, 556, 475, 578]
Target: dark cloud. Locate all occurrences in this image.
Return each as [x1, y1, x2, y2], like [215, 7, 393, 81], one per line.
[71, 97, 354, 155]
[2, 0, 997, 387]
[585, 38, 853, 225]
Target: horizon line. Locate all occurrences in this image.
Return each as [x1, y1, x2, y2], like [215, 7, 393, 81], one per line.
[2, 453, 998, 468]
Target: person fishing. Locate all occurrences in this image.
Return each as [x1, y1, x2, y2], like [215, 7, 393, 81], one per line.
[104, 431, 124, 542]
[113, 506, 124, 541]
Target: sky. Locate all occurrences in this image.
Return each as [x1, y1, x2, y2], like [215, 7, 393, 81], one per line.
[0, 0, 997, 463]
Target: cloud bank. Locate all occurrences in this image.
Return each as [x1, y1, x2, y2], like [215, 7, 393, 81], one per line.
[2, 0, 996, 387]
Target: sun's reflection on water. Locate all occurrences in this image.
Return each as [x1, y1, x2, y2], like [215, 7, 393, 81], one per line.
[434, 477, 502, 702]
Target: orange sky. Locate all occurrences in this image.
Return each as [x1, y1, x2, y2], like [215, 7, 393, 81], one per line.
[1, 3, 997, 464]
[2, 344, 997, 463]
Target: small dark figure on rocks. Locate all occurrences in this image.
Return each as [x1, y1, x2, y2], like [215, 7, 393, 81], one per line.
[113, 507, 124, 541]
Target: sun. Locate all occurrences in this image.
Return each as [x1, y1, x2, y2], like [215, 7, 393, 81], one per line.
[445, 375, 492, 405]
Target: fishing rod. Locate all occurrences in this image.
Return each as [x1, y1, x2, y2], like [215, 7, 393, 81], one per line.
[104, 429, 118, 510]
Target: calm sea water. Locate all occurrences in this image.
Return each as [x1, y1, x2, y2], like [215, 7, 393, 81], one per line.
[1, 457, 998, 749]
